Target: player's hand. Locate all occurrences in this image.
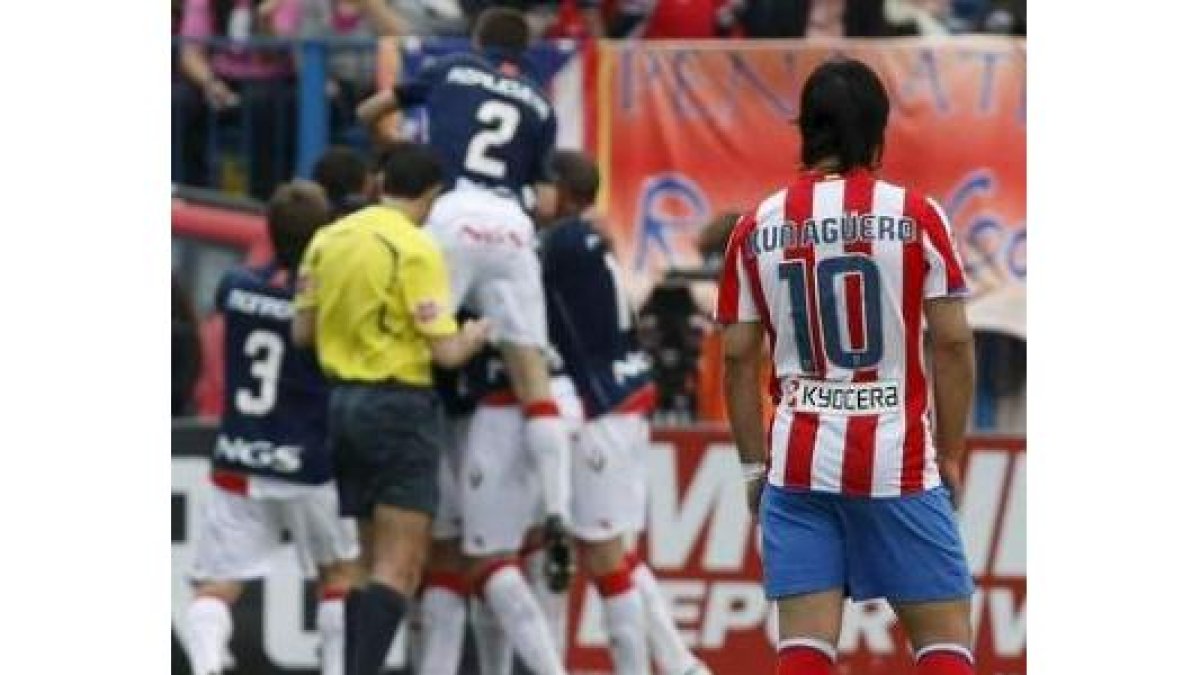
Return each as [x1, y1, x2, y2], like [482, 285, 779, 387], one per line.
[460, 318, 492, 353]
[937, 453, 965, 509]
[745, 474, 765, 520]
[203, 78, 240, 110]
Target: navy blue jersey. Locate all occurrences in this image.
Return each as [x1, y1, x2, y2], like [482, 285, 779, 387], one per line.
[212, 262, 332, 484]
[433, 314, 512, 417]
[542, 217, 654, 417]
[395, 50, 557, 197]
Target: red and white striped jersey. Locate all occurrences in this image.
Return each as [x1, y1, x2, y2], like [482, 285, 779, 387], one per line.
[716, 169, 968, 497]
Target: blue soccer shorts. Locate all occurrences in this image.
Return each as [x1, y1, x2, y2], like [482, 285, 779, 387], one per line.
[760, 484, 974, 603]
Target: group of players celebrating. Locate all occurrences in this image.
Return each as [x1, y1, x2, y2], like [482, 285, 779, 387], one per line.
[181, 8, 710, 675]
[182, 7, 981, 675]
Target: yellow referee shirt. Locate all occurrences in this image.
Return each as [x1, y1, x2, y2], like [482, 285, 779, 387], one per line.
[295, 205, 457, 386]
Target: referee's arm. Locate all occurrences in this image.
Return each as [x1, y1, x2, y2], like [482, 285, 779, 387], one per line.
[291, 244, 320, 348]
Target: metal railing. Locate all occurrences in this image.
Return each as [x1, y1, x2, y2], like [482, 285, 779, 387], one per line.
[172, 37, 383, 198]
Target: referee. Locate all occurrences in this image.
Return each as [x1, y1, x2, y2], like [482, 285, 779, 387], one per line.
[292, 142, 490, 675]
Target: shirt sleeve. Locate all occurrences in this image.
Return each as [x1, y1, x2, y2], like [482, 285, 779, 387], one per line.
[715, 214, 761, 324]
[179, 0, 213, 38]
[403, 242, 459, 338]
[293, 235, 321, 312]
[919, 196, 970, 299]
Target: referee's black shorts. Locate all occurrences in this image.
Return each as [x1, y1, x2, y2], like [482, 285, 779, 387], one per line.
[328, 381, 445, 519]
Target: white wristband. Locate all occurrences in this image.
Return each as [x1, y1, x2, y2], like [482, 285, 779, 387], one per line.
[742, 462, 766, 483]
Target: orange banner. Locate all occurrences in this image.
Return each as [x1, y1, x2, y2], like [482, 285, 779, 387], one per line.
[598, 38, 1026, 335]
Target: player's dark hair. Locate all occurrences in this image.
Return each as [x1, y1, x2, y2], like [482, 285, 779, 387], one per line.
[472, 7, 531, 55]
[380, 142, 444, 199]
[313, 146, 368, 216]
[549, 150, 600, 208]
[797, 59, 890, 173]
[267, 180, 330, 271]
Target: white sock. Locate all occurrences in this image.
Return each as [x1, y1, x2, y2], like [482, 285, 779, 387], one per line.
[481, 564, 568, 675]
[317, 597, 345, 675]
[599, 586, 650, 675]
[416, 586, 467, 675]
[523, 549, 568, 656]
[633, 562, 700, 675]
[184, 596, 233, 675]
[524, 409, 571, 520]
[470, 596, 513, 675]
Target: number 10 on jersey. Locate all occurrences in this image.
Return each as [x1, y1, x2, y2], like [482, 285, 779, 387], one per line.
[778, 255, 884, 373]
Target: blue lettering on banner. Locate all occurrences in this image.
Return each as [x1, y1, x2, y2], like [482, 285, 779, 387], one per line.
[957, 48, 1011, 115]
[901, 48, 950, 114]
[944, 169, 1027, 281]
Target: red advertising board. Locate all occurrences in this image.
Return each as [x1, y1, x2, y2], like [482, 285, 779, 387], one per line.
[564, 428, 1026, 674]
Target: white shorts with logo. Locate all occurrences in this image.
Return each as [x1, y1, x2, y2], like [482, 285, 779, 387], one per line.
[189, 477, 359, 581]
[553, 377, 651, 542]
[459, 405, 542, 556]
[432, 415, 470, 541]
[426, 183, 548, 349]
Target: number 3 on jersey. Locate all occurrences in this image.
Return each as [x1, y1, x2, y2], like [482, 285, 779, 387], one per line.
[779, 255, 883, 372]
[236, 330, 284, 415]
[465, 100, 520, 179]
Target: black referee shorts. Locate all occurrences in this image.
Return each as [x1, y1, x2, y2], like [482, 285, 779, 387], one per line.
[328, 382, 445, 519]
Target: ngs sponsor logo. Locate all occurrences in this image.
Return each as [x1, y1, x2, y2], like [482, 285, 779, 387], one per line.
[567, 429, 1026, 675]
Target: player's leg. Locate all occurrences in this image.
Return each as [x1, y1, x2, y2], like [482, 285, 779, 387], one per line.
[415, 539, 470, 675]
[844, 486, 975, 674]
[331, 385, 443, 675]
[184, 485, 279, 675]
[759, 484, 849, 675]
[414, 427, 471, 675]
[461, 406, 566, 675]
[498, 338, 574, 591]
[469, 593, 515, 675]
[519, 532, 567, 657]
[893, 600, 974, 674]
[774, 591, 844, 675]
[286, 483, 361, 675]
[625, 550, 711, 675]
[184, 581, 243, 675]
[577, 537, 650, 675]
[571, 413, 655, 674]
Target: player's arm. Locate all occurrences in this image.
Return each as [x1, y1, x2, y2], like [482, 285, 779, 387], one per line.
[530, 111, 561, 224]
[723, 321, 767, 468]
[920, 196, 975, 503]
[715, 215, 768, 513]
[926, 297, 975, 502]
[291, 239, 320, 348]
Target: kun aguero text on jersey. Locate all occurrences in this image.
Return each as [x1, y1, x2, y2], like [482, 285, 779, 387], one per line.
[744, 212, 918, 257]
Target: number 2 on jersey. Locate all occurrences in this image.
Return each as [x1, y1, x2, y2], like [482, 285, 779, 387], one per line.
[465, 100, 520, 179]
[778, 255, 884, 372]
[235, 330, 284, 415]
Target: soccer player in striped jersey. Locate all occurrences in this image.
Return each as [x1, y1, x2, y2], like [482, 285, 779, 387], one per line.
[718, 59, 977, 675]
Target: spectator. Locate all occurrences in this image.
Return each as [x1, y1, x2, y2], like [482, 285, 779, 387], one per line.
[460, 0, 605, 39]
[609, 0, 736, 38]
[312, 145, 372, 217]
[172, 275, 202, 417]
[176, 0, 302, 200]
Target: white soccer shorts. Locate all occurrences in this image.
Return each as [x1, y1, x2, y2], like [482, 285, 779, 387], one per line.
[432, 415, 470, 541]
[570, 413, 651, 542]
[426, 183, 549, 349]
[553, 376, 651, 542]
[189, 479, 358, 582]
[459, 404, 542, 556]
